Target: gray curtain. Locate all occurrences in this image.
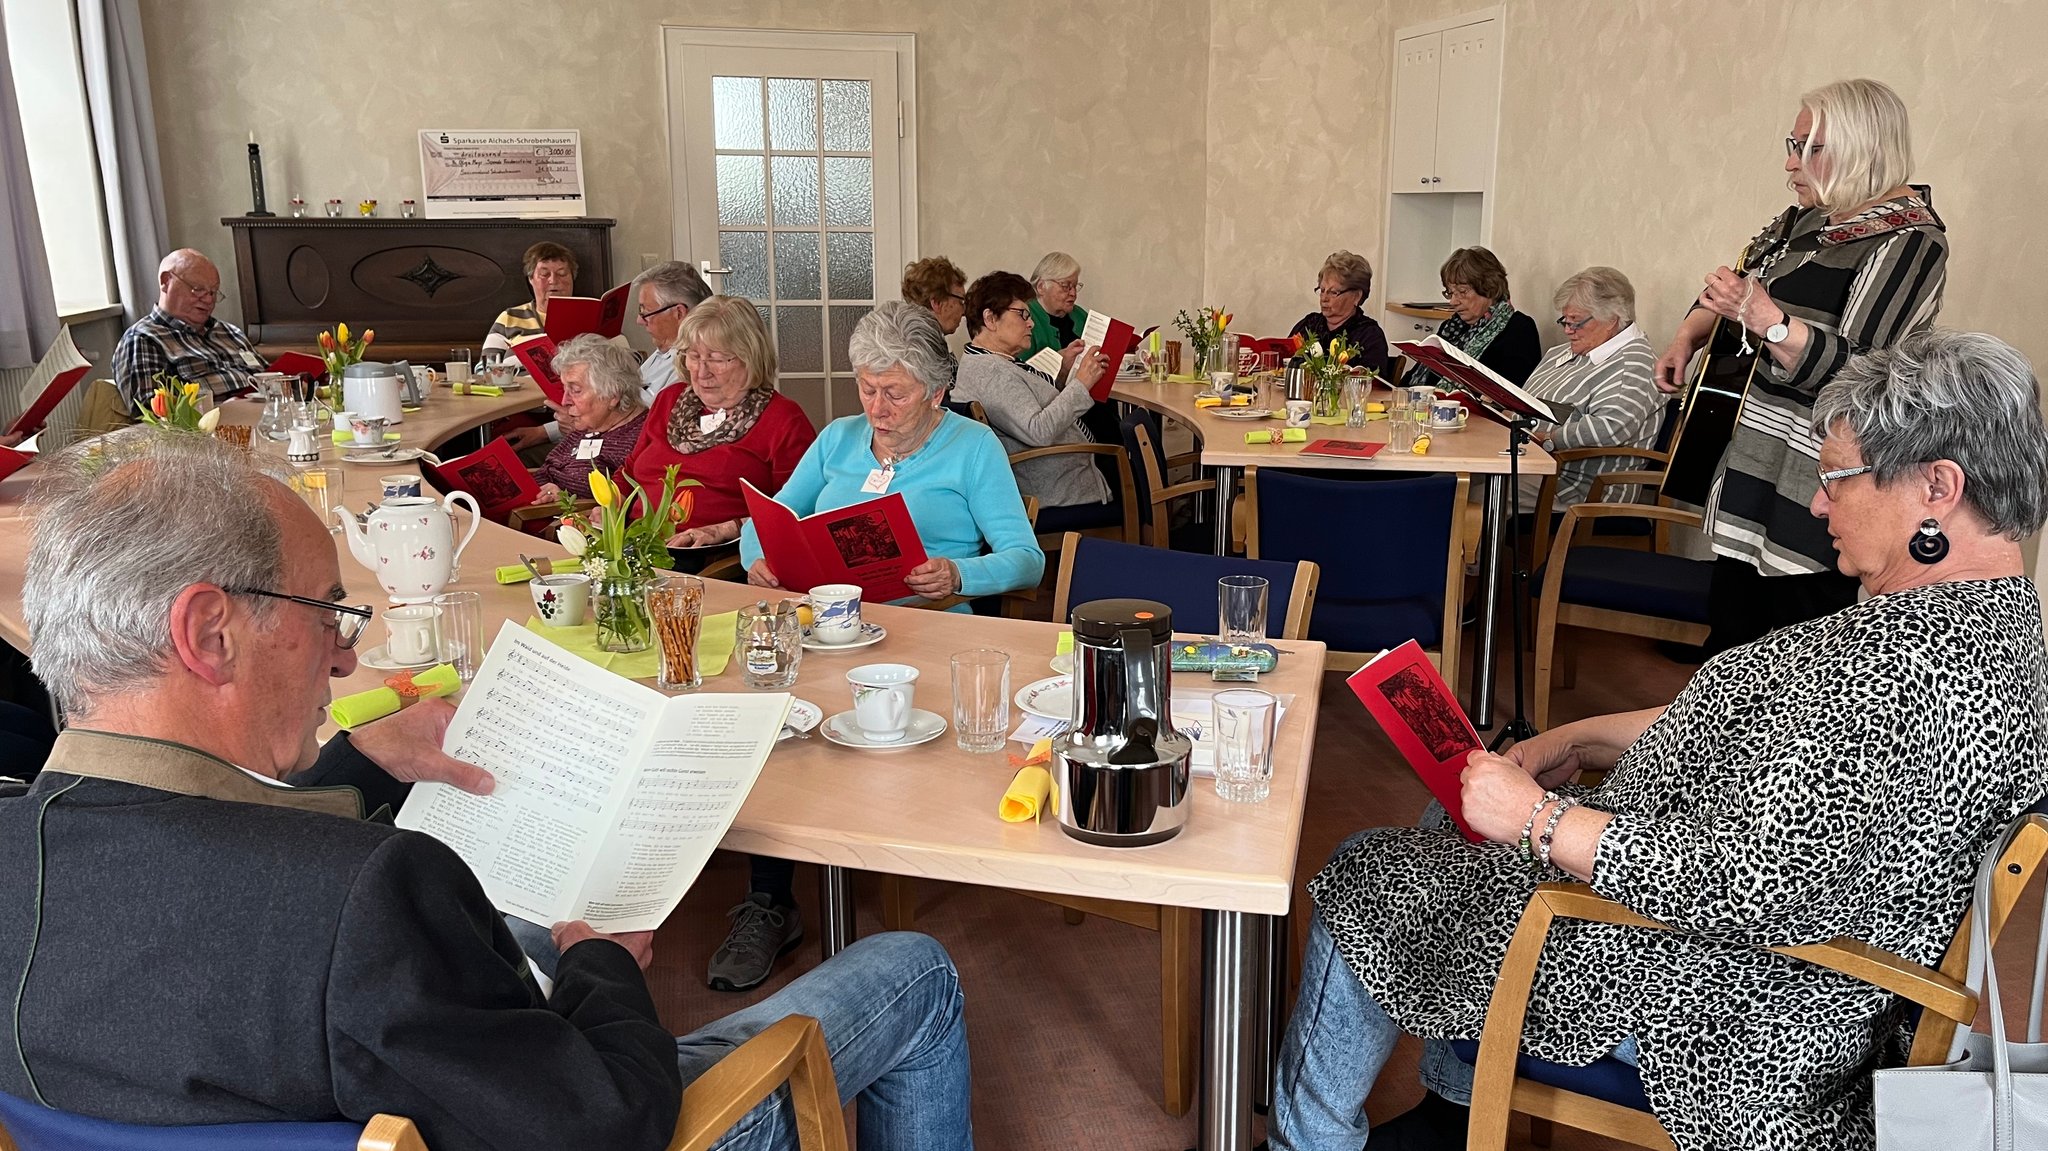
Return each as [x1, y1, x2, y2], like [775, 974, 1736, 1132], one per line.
[76, 0, 166, 327]
[0, 16, 60, 370]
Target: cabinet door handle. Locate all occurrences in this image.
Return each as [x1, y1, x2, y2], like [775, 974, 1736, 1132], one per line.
[1431, 176, 1442, 183]
[1414, 323, 1430, 332]
[1418, 177, 1429, 185]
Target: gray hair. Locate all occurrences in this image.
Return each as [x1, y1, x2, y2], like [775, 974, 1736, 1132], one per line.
[848, 301, 956, 398]
[631, 261, 712, 312]
[551, 334, 646, 413]
[1798, 78, 1913, 213]
[1551, 266, 1636, 326]
[1318, 250, 1374, 300]
[1030, 251, 1080, 288]
[25, 432, 289, 717]
[1811, 329, 2048, 541]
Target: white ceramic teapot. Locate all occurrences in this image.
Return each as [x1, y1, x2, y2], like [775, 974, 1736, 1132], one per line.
[336, 493, 480, 604]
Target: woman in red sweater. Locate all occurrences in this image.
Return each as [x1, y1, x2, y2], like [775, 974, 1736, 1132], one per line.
[623, 296, 816, 573]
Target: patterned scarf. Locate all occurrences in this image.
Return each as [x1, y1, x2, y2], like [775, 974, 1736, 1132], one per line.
[663, 384, 773, 454]
[1409, 300, 1514, 391]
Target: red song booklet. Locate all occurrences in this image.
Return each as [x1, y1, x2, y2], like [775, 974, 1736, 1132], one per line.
[741, 479, 929, 603]
[509, 334, 566, 404]
[421, 437, 543, 523]
[0, 446, 30, 483]
[1345, 640, 1484, 842]
[1298, 438, 1385, 459]
[543, 282, 634, 343]
[8, 328, 92, 439]
[1079, 311, 1137, 401]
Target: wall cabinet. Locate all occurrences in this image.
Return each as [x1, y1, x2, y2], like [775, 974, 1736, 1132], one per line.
[1390, 18, 1500, 195]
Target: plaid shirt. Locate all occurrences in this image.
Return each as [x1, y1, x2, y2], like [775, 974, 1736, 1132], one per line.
[112, 308, 266, 414]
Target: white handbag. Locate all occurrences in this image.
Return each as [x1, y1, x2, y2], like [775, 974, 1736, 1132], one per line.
[1874, 814, 2048, 1150]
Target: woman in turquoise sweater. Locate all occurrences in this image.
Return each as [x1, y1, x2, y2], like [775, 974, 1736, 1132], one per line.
[740, 302, 1043, 606]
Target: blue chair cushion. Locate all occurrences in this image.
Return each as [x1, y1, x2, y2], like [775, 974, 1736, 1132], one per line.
[1035, 499, 1123, 536]
[1062, 536, 1300, 635]
[1558, 547, 1712, 624]
[1445, 1039, 1653, 1113]
[0, 1091, 365, 1151]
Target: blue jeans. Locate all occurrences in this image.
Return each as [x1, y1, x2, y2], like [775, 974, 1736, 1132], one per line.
[509, 919, 972, 1150]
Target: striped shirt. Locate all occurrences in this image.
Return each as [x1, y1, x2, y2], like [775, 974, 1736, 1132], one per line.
[111, 308, 265, 415]
[482, 303, 544, 354]
[1707, 190, 1948, 575]
[1517, 324, 1661, 512]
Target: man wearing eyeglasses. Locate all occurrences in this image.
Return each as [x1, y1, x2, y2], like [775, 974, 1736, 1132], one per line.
[111, 249, 268, 417]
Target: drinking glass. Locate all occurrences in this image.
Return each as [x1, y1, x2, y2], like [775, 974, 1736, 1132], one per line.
[431, 591, 483, 682]
[1344, 377, 1370, 428]
[1390, 417, 1421, 452]
[289, 467, 345, 534]
[1218, 575, 1270, 645]
[648, 573, 706, 691]
[951, 649, 1011, 753]
[737, 599, 802, 689]
[1212, 688, 1278, 803]
[1222, 333, 1242, 378]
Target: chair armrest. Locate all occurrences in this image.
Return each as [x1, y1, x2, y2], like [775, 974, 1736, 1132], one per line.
[1165, 451, 1202, 471]
[359, 1115, 430, 1151]
[1549, 446, 1668, 466]
[1557, 502, 1702, 541]
[1583, 470, 1670, 506]
[669, 1015, 846, 1151]
[507, 498, 596, 527]
[1007, 443, 1124, 466]
[699, 554, 743, 581]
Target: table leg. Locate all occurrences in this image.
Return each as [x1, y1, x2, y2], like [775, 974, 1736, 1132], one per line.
[1255, 912, 1287, 1111]
[818, 865, 856, 959]
[1212, 465, 1237, 557]
[1200, 909, 1261, 1151]
[1471, 475, 1506, 728]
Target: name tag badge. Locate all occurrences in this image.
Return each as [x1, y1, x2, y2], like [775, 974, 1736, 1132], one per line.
[698, 408, 728, 435]
[241, 349, 263, 368]
[862, 466, 894, 495]
[574, 437, 603, 460]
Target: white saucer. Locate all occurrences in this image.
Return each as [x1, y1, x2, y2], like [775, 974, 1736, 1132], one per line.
[1208, 407, 1273, 421]
[1015, 674, 1074, 720]
[802, 622, 886, 651]
[1050, 652, 1073, 674]
[357, 643, 439, 671]
[341, 446, 431, 464]
[821, 708, 947, 749]
[1423, 418, 1469, 432]
[778, 698, 823, 741]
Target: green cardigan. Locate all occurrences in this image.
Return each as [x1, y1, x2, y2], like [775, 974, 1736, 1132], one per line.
[1024, 298, 1090, 361]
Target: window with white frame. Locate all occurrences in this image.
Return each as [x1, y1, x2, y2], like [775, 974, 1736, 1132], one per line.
[3, 0, 116, 313]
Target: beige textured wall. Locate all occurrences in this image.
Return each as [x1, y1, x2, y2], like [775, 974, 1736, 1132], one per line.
[1202, 0, 1392, 339]
[138, 0, 1212, 339]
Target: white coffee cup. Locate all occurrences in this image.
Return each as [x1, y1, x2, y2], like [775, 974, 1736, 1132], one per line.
[847, 663, 918, 742]
[1284, 399, 1313, 427]
[383, 604, 442, 664]
[808, 583, 864, 644]
[531, 574, 591, 627]
[445, 361, 473, 384]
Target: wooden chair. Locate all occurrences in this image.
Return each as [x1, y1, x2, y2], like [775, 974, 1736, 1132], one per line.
[73, 378, 136, 438]
[902, 496, 1040, 617]
[1534, 498, 1710, 729]
[0, 1014, 846, 1151]
[506, 497, 596, 536]
[1462, 814, 2048, 1151]
[1245, 468, 1467, 678]
[1530, 446, 1672, 571]
[1122, 412, 1211, 550]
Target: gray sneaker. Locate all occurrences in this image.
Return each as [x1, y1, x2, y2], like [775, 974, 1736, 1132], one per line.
[707, 894, 803, 991]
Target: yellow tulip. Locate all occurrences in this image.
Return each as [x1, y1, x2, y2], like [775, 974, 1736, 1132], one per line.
[336, 322, 350, 346]
[182, 382, 200, 401]
[589, 471, 615, 508]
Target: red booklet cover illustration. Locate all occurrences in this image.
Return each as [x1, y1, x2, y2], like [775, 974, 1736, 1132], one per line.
[1345, 640, 1484, 842]
[542, 282, 633, 342]
[1079, 311, 1137, 402]
[509, 334, 566, 404]
[741, 479, 929, 603]
[0, 446, 30, 483]
[420, 438, 543, 523]
[1298, 438, 1385, 459]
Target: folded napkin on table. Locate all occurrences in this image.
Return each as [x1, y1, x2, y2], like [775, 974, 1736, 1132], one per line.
[523, 610, 740, 680]
[999, 736, 1059, 823]
[1054, 630, 1072, 657]
[495, 558, 575, 584]
[1194, 395, 1252, 409]
[332, 430, 403, 445]
[329, 664, 461, 729]
[1244, 428, 1307, 444]
[1164, 373, 1209, 384]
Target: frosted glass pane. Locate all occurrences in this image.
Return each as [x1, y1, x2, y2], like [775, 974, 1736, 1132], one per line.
[829, 376, 860, 424]
[823, 80, 872, 151]
[829, 305, 872, 373]
[782, 376, 829, 432]
[768, 78, 817, 150]
[713, 77, 762, 149]
[826, 232, 873, 301]
[773, 232, 821, 300]
[769, 156, 819, 226]
[716, 155, 764, 225]
[776, 306, 823, 373]
[719, 231, 768, 299]
[824, 158, 873, 226]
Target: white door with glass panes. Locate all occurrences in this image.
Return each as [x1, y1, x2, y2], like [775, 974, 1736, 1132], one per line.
[666, 31, 914, 431]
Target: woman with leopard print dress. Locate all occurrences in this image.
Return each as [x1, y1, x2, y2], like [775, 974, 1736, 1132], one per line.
[1271, 330, 2048, 1151]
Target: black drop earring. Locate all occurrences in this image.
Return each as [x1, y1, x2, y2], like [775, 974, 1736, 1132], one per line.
[1909, 518, 1949, 565]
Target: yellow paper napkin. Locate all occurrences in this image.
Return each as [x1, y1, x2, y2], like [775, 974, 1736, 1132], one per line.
[453, 383, 504, 396]
[1054, 630, 1073, 657]
[328, 663, 461, 729]
[332, 430, 403, 445]
[523, 609, 741, 680]
[495, 558, 574, 584]
[1165, 373, 1208, 384]
[1000, 765, 1055, 823]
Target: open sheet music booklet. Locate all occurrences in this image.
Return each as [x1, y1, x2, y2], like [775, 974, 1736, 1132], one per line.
[8, 326, 91, 438]
[396, 622, 790, 932]
[1394, 335, 1564, 426]
[1344, 640, 1484, 842]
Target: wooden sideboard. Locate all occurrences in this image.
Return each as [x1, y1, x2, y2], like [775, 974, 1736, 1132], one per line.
[220, 216, 615, 362]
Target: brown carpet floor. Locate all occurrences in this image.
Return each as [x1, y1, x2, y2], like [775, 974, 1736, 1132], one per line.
[642, 624, 2042, 1149]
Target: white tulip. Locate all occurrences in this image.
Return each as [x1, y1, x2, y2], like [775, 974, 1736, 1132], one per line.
[557, 523, 588, 556]
[196, 407, 222, 432]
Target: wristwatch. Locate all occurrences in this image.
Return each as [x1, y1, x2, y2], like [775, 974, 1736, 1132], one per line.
[1764, 318, 1791, 344]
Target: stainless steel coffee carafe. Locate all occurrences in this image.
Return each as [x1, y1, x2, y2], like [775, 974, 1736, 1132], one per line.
[1284, 357, 1312, 402]
[1054, 598, 1192, 847]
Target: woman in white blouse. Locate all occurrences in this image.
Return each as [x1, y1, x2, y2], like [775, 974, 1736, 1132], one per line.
[1519, 266, 1663, 515]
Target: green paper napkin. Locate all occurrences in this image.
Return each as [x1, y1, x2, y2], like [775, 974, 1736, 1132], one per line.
[1244, 427, 1308, 444]
[1054, 630, 1073, 657]
[524, 609, 741, 680]
[332, 430, 403, 445]
[496, 558, 574, 585]
[328, 663, 461, 729]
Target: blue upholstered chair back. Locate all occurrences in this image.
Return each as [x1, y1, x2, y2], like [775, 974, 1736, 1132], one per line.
[1250, 470, 1458, 653]
[0, 1091, 368, 1150]
[1059, 535, 1306, 637]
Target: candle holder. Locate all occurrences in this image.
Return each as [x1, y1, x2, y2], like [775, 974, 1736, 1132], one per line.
[400, 199, 417, 219]
[289, 197, 306, 218]
[324, 199, 343, 218]
[356, 199, 378, 217]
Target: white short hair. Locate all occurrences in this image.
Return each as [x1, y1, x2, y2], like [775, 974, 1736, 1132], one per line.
[552, 334, 646, 412]
[1798, 78, 1914, 213]
[847, 302, 955, 398]
[1551, 267, 1636, 326]
[1030, 251, 1080, 287]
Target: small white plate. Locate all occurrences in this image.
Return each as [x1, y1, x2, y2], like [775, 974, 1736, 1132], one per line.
[341, 447, 431, 464]
[821, 708, 948, 749]
[357, 644, 435, 671]
[1208, 407, 1273, 421]
[779, 698, 823, 741]
[1423, 417, 1469, 432]
[1015, 674, 1074, 720]
[801, 622, 886, 651]
[1050, 651, 1073, 674]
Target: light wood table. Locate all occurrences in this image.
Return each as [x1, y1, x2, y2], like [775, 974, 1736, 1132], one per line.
[1111, 377, 1554, 728]
[0, 405, 1325, 1151]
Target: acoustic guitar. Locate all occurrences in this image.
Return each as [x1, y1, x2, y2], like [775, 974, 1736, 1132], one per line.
[1661, 227, 1790, 506]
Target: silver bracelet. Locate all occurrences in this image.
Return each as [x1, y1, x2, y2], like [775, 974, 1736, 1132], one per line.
[1538, 797, 1579, 869]
[1519, 790, 1558, 862]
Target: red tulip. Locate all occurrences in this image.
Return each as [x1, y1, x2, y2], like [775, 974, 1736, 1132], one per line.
[150, 391, 168, 418]
[361, 329, 375, 348]
[318, 331, 334, 351]
[671, 487, 695, 525]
